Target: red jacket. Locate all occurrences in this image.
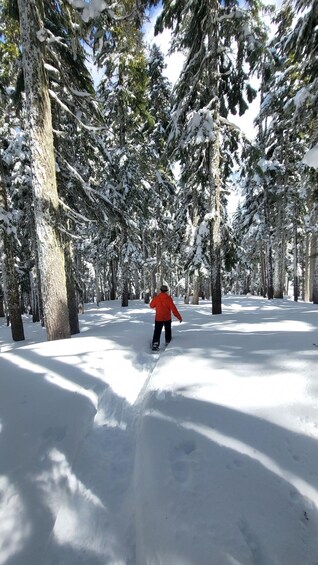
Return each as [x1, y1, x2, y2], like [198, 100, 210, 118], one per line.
[150, 292, 182, 322]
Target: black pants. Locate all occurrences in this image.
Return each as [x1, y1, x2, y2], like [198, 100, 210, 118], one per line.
[152, 319, 172, 346]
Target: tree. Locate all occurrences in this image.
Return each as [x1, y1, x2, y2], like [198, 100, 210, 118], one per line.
[156, 0, 267, 314]
[17, 0, 71, 340]
[0, 0, 25, 339]
[95, 2, 167, 305]
[0, 156, 25, 340]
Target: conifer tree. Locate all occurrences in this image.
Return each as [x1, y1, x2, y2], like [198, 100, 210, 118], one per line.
[144, 44, 175, 295]
[95, 2, 164, 305]
[156, 0, 267, 314]
[241, 0, 318, 303]
[17, 0, 71, 340]
[0, 0, 25, 339]
[0, 155, 25, 340]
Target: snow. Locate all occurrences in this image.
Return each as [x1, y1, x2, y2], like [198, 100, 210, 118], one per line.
[67, 0, 107, 22]
[302, 144, 318, 170]
[1, 295, 318, 565]
[293, 86, 313, 109]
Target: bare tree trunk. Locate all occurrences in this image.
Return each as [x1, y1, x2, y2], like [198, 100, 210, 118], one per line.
[121, 231, 129, 307]
[122, 270, 129, 307]
[208, 137, 222, 315]
[312, 236, 318, 304]
[151, 258, 156, 297]
[0, 285, 4, 317]
[95, 258, 101, 306]
[192, 271, 200, 305]
[0, 158, 25, 341]
[259, 243, 267, 297]
[312, 205, 318, 304]
[18, 0, 70, 341]
[273, 248, 285, 299]
[273, 223, 285, 299]
[64, 237, 80, 335]
[266, 239, 274, 300]
[156, 225, 163, 293]
[30, 269, 40, 322]
[110, 258, 117, 300]
[208, 18, 222, 316]
[293, 213, 299, 302]
[184, 272, 190, 304]
[304, 232, 313, 302]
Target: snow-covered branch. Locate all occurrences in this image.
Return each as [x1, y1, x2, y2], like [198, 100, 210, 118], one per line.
[66, 0, 133, 23]
[48, 89, 105, 132]
[302, 145, 318, 170]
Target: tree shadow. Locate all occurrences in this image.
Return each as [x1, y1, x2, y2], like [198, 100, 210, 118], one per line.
[135, 390, 318, 564]
[1, 295, 318, 564]
[0, 350, 138, 565]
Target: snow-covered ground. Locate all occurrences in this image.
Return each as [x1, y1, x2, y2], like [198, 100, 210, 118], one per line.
[1, 295, 318, 565]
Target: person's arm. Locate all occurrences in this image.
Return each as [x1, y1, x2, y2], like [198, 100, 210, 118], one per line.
[150, 296, 158, 309]
[170, 298, 182, 321]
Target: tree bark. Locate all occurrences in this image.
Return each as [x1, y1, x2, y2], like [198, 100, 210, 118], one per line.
[273, 198, 286, 298]
[0, 285, 4, 317]
[304, 232, 313, 302]
[208, 137, 222, 315]
[184, 272, 190, 304]
[0, 158, 25, 341]
[64, 237, 80, 334]
[208, 10, 222, 316]
[293, 210, 299, 302]
[192, 271, 200, 305]
[312, 204, 318, 304]
[121, 229, 129, 307]
[312, 234, 318, 304]
[18, 0, 70, 341]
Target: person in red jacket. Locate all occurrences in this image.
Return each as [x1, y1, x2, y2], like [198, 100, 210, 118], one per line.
[150, 285, 182, 350]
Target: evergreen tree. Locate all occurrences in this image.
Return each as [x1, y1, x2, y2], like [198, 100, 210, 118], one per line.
[94, 2, 168, 305]
[144, 44, 176, 295]
[156, 0, 267, 314]
[17, 0, 71, 340]
[0, 0, 25, 339]
[240, 0, 318, 303]
[0, 154, 25, 340]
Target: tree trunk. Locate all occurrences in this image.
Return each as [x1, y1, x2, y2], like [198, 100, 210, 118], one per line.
[0, 158, 25, 341]
[30, 270, 39, 322]
[293, 214, 299, 302]
[192, 271, 200, 305]
[0, 285, 4, 317]
[121, 230, 129, 307]
[18, 0, 70, 341]
[184, 272, 190, 304]
[260, 243, 267, 297]
[312, 235, 318, 304]
[267, 240, 274, 299]
[110, 258, 117, 300]
[208, 138, 222, 315]
[304, 232, 313, 302]
[156, 224, 163, 294]
[208, 17, 222, 316]
[64, 237, 80, 335]
[273, 208, 285, 298]
[95, 258, 101, 306]
[273, 246, 285, 298]
[122, 271, 129, 307]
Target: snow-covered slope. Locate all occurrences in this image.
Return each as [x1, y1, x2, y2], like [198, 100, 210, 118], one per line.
[1, 296, 318, 564]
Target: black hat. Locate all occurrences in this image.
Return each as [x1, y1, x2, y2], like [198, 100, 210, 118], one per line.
[160, 285, 168, 292]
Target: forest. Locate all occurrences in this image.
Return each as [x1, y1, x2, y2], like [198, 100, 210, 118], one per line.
[0, 0, 317, 342]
